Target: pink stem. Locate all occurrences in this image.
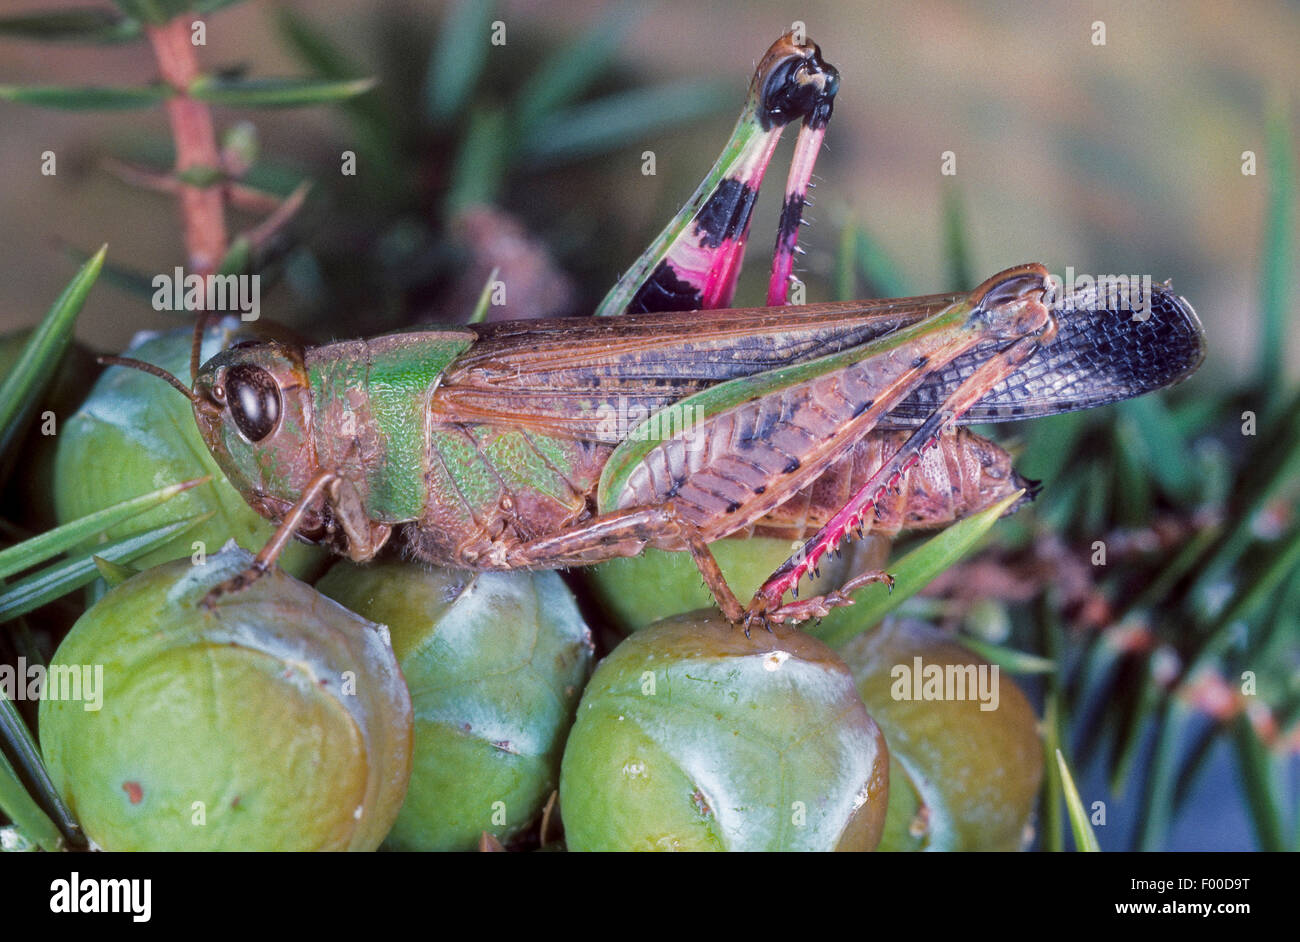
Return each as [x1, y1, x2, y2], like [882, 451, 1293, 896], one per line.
[146, 17, 227, 275]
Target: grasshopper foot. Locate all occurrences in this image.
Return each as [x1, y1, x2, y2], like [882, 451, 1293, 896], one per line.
[742, 588, 846, 628]
[740, 607, 778, 638]
[840, 568, 895, 596]
[761, 590, 854, 625]
[746, 569, 894, 627]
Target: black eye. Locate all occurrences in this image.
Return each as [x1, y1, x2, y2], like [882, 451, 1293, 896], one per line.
[225, 365, 281, 443]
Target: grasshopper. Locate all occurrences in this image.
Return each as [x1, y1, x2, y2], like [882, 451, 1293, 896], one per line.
[105, 32, 1205, 630]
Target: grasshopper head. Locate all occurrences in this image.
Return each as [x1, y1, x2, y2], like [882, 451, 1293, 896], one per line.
[966, 263, 1055, 340]
[191, 341, 324, 523]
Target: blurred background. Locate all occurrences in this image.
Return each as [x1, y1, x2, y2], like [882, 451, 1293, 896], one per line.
[1, 0, 1295, 377]
[1, 0, 1296, 851]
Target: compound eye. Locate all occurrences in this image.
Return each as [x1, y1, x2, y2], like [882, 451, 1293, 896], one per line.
[225, 364, 281, 443]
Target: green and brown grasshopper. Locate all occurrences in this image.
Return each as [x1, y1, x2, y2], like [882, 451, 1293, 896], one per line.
[106, 31, 1205, 631]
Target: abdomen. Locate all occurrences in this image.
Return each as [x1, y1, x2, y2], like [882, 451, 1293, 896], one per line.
[404, 425, 1027, 567]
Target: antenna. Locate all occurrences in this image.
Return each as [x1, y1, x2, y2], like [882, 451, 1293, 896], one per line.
[97, 355, 199, 404]
[190, 310, 214, 386]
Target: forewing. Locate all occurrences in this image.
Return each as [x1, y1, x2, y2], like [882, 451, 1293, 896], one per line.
[431, 282, 1205, 438]
[430, 298, 952, 440]
[881, 283, 1205, 426]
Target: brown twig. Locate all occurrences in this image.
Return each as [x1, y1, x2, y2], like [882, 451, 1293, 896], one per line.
[145, 16, 227, 275]
[244, 180, 313, 252]
[102, 157, 287, 216]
